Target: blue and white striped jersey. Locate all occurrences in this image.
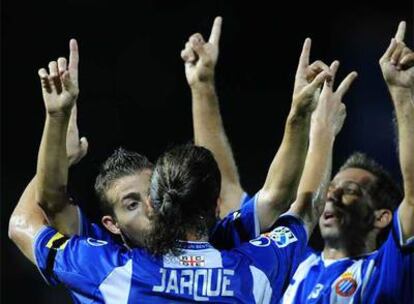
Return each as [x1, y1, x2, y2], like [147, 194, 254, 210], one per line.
[281, 209, 414, 304]
[34, 214, 307, 303]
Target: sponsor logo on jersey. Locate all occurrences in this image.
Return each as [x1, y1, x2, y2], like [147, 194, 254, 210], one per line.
[232, 211, 241, 220]
[335, 272, 358, 297]
[87, 238, 108, 247]
[179, 255, 205, 267]
[249, 236, 271, 247]
[266, 226, 298, 248]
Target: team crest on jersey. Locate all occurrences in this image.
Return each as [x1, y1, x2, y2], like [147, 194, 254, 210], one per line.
[249, 236, 271, 247]
[179, 255, 205, 267]
[265, 226, 297, 248]
[335, 272, 358, 297]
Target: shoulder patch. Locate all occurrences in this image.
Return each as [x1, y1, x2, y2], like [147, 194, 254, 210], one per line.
[265, 226, 297, 248]
[249, 236, 271, 247]
[87, 238, 108, 247]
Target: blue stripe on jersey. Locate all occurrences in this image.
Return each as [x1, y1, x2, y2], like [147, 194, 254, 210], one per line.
[34, 214, 307, 303]
[281, 208, 414, 304]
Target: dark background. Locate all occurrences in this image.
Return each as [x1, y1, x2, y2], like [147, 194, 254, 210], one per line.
[1, 0, 412, 302]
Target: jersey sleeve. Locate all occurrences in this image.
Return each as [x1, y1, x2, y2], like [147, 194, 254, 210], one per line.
[235, 214, 308, 297]
[364, 208, 414, 302]
[33, 225, 126, 292]
[77, 206, 113, 242]
[209, 192, 260, 249]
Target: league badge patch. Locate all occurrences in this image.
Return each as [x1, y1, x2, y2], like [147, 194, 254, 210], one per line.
[266, 226, 298, 248]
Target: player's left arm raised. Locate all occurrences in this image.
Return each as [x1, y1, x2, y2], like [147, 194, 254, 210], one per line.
[380, 21, 414, 241]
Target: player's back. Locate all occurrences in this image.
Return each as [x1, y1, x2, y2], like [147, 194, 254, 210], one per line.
[124, 242, 268, 303]
[35, 214, 308, 303]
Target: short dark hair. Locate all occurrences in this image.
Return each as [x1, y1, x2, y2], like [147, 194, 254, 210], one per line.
[94, 148, 153, 216]
[339, 152, 402, 245]
[339, 152, 402, 211]
[147, 144, 221, 256]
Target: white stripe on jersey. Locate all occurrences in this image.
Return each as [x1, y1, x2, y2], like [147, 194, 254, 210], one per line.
[281, 253, 320, 303]
[99, 259, 133, 304]
[250, 265, 272, 304]
[360, 259, 375, 301]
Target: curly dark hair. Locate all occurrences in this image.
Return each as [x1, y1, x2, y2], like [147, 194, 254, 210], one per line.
[94, 147, 153, 216]
[147, 144, 221, 256]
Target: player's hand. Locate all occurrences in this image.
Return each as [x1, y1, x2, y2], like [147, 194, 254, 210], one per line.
[292, 38, 332, 116]
[311, 61, 357, 137]
[181, 17, 222, 88]
[38, 39, 79, 116]
[380, 21, 414, 94]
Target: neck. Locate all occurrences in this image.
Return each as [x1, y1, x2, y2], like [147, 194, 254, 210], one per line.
[322, 246, 348, 260]
[185, 231, 208, 242]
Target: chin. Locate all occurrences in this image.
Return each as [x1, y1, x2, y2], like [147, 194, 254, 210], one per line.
[130, 236, 146, 248]
[320, 227, 341, 241]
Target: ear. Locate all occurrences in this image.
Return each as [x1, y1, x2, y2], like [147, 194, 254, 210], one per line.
[373, 209, 393, 229]
[146, 195, 154, 215]
[101, 215, 121, 235]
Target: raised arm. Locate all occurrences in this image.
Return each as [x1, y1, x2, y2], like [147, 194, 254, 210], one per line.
[36, 39, 80, 231]
[9, 105, 88, 263]
[256, 39, 332, 231]
[289, 62, 357, 234]
[380, 21, 414, 241]
[181, 17, 244, 218]
[8, 40, 85, 262]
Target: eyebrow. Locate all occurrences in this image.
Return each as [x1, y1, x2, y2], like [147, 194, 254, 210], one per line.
[121, 192, 142, 203]
[331, 180, 365, 190]
[329, 180, 364, 188]
[344, 181, 361, 187]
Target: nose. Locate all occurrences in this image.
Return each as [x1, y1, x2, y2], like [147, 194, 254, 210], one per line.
[327, 185, 343, 203]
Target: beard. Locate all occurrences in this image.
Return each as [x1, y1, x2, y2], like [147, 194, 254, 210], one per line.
[320, 203, 375, 254]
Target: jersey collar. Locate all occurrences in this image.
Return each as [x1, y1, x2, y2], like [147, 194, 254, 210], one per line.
[176, 241, 213, 250]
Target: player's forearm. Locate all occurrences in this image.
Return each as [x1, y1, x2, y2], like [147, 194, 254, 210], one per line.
[261, 110, 310, 208]
[391, 88, 414, 240]
[36, 113, 70, 214]
[392, 89, 414, 201]
[191, 82, 243, 215]
[288, 127, 333, 235]
[299, 132, 333, 193]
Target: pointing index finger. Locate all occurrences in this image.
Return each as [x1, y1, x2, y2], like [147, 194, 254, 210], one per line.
[395, 21, 406, 42]
[208, 16, 222, 46]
